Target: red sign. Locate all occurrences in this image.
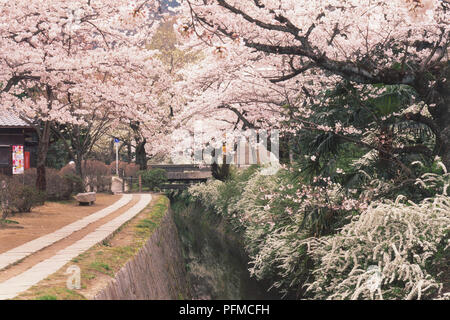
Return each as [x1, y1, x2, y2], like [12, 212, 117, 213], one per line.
[24, 151, 30, 170]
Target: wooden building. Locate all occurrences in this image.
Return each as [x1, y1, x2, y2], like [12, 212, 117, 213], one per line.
[0, 112, 38, 175]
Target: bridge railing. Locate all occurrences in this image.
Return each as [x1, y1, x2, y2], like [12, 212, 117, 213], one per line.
[121, 164, 213, 192]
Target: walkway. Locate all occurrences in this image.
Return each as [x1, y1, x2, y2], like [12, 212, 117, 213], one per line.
[0, 193, 152, 300]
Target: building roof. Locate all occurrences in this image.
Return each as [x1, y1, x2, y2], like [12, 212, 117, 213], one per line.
[0, 111, 31, 128]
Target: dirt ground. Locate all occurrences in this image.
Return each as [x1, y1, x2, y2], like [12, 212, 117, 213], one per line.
[0, 194, 120, 254]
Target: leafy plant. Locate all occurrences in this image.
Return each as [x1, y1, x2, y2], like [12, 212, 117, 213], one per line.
[0, 177, 45, 216]
[303, 172, 450, 300]
[63, 174, 83, 195]
[138, 168, 168, 191]
[12, 185, 46, 212]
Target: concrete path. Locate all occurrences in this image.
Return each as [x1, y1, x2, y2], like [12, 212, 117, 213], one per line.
[0, 194, 133, 271]
[0, 194, 152, 300]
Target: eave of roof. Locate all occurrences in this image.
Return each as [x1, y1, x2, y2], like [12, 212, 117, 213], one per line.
[0, 111, 32, 128]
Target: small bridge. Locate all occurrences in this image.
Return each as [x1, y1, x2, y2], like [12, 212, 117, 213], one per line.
[149, 164, 212, 190]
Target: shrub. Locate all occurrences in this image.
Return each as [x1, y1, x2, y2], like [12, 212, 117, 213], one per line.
[97, 175, 112, 193]
[303, 192, 450, 300]
[84, 160, 111, 192]
[60, 162, 76, 176]
[12, 185, 46, 212]
[0, 176, 45, 216]
[60, 161, 112, 193]
[138, 168, 168, 191]
[46, 168, 72, 200]
[187, 163, 450, 299]
[124, 163, 139, 178]
[109, 161, 128, 176]
[14, 168, 71, 201]
[188, 179, 224, 211]
[22, 168, 37, 186]
[59, 163, 83, 196]
[302, 167, 450, 300]
[211, 162, 231, 181]
[63, 174, 83, 195]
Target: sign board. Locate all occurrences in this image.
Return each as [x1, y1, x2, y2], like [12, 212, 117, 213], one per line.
[114, 138, 120, 144]
[12, 145, 24, 174]
[24, 151, 30, 170]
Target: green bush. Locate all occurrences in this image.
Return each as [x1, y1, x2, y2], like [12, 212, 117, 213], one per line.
[18, 168, 72, 201]
[12, 185, 46, 213]
[138, 168, 168, 191]
[0, 176, 45, 216]
[46, 169, 72, 200]
[63, 174, 83, 195]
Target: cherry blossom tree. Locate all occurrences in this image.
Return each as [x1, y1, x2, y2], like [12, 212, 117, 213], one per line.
[0, 0, 167, 190]
[51, 106, 114, 185]
[174, 0, 450, 168]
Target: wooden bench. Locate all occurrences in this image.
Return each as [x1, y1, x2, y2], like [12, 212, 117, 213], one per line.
[75, 192, 96, 206]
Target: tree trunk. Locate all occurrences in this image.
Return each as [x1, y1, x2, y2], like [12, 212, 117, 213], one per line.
[434, 77, 450, 170]
[75, 155, 85, 192]
[109, 138, 115, 164]
[127, 132, 132, 164]
[289, 136, 294, 164]
[36, 121, 52, 192]
[130, 121, 147, 171]
[419, 71, 450, 171]
[434, 105, 450, 170]
[127, 142, 132, 164]
[377, 124, 395, 177]
[440, 133, 450, 170]
[136, 139, 147, 171]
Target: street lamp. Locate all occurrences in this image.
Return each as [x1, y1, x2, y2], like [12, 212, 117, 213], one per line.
[114, 138, 120, 176]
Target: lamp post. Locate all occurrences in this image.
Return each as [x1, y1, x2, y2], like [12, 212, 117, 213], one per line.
[114, 138, 120, 176]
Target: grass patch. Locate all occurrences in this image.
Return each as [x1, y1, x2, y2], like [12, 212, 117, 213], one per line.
[134, 197, 168, 238]
[137, 219, 158, 229]
[25, 287, 86, 300]
[90, 261, 111, 272]
[82, 272, 97, 281]
[45, 199, 75, 205]
[0, 219, 20, 225]
[37, 295, 57, 300]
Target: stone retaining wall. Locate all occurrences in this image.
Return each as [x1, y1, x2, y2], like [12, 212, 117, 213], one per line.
[94, 206, 190, 300]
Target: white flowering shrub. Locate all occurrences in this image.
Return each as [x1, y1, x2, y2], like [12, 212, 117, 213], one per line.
[231, 170, 280, 227]
[303, 191, 450, 300]
[246, 223, 311, 297]
[187, 164, 449, 299]
[231, 171, 310, 295]
[188, 166, 370, 296]
[188, 179, 223, 211]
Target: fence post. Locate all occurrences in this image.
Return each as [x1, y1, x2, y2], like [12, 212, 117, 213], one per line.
[138, 174, 142, 193]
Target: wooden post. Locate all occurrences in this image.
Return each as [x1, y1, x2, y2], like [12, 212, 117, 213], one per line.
[138, 174, 142, 193]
